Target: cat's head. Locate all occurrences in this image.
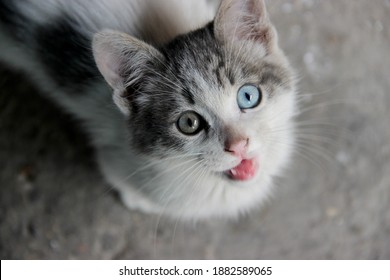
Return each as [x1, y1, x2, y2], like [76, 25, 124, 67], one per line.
[93, 0, 296, 219]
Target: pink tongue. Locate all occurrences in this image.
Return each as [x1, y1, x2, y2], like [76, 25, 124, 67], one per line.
[229, 159, 258, 181]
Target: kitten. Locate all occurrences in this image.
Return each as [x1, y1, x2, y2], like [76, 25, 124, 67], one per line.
[0, 0, 296, 220]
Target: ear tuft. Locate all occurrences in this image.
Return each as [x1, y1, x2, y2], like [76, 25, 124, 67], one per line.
[214, 0, 277, 53]
[92, 30, 162, 115]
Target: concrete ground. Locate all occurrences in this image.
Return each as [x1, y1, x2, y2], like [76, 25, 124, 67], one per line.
[1, 0, 389, 259]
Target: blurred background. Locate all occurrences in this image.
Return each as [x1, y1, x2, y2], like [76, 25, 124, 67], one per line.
[1, 0, 389, 259]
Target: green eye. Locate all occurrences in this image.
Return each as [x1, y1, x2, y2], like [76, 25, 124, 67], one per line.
[237, 84, 262, 109]
[177, 111, 203, 135]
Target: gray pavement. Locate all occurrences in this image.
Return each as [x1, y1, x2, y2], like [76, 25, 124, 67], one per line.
[1, 0, 389, 259]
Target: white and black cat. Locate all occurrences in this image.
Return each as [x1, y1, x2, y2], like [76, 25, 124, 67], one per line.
[0, 0, 297, 220]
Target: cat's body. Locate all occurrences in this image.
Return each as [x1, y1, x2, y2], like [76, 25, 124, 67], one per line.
[0, 0, 297, 220]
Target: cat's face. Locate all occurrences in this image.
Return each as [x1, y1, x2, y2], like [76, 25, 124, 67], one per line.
[129, 24, 295, 177]
[93, 0, 297, 219]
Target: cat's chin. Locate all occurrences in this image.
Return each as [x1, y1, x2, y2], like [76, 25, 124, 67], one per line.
[223, 158, 259, 182]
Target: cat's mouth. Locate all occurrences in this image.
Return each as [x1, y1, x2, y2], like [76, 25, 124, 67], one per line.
[224, 158, 259, 181]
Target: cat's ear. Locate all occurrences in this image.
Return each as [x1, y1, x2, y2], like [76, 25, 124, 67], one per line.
[214, 0, 278, 53]
[92, 30, 162, 115]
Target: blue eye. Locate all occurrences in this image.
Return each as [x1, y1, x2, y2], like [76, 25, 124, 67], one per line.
[237, 85, 261, 110]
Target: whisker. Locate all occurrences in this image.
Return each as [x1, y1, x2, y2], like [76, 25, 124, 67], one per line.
[121, 153, 204, 183]
[267, 138, 330, 173]
[297, 99, 358, 116]
[155, 159, 206, 205]
[152, 158, 206, 256]
[294, 133, 341, 146]
[150, 160, 202, 258]
[169, 161, 207, 249]
[136, 157, 200, 194]
[272, 136, 335, 172]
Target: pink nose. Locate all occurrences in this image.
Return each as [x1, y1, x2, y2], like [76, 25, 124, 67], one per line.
[225, 138, 249, 158]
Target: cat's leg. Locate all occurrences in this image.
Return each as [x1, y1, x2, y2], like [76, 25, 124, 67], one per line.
[95, 147, 163, 214]
[118, 186, 161, 214]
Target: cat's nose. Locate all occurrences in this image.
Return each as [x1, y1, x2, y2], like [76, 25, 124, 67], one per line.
[224, 138, 249, 158]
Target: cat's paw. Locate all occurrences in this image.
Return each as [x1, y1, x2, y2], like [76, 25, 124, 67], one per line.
[119, 188, 161, 214]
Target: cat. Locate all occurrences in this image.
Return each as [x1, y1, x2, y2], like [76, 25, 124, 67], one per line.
[0, 0, 297, 220]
